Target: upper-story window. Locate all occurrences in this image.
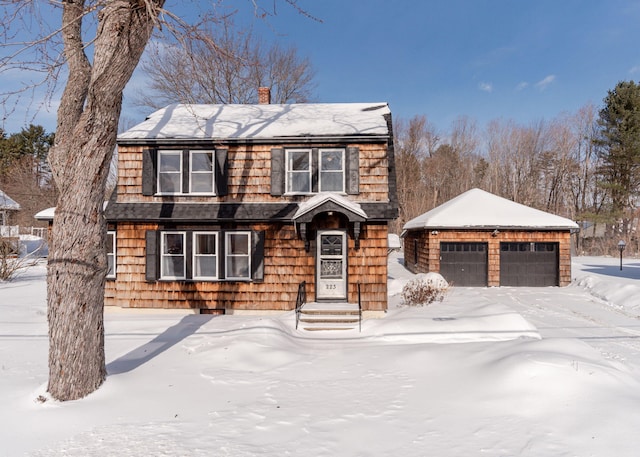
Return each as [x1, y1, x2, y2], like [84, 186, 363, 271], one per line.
[286, 149, 312, 193]
[158, 150, 182, 194]
[319, 149, 345, 192]
[190, 151, 215, 194]
[143, 149, 227, 197]
[271, 146, 359, 197]
[284, 148, 346, 195]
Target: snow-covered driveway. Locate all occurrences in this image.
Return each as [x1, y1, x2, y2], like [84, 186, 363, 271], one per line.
[442, 255, 640, 371]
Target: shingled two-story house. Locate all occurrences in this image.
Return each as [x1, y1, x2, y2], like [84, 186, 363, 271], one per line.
[105, 92, 398, 316]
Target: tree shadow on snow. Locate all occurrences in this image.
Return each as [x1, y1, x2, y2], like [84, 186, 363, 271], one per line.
[578, 262, 640, 280]
[106, 314, 214, 375]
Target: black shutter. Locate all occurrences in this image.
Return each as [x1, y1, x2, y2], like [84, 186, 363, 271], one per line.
[218, 232, 226, 280]
[185, 231, 193, 280]
[182, 150, 190, 194]
[270, 148, 284, 196]
[346, 147, 360, 195]
[141, 149, 157, 196]
[145, 230, 159, 281]
[312, 148, 319, 192]
[251, 230, 265, 281]
[215, 149, 228, 196]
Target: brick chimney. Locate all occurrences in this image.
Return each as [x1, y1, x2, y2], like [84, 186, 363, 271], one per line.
[258, 87, 271, 104]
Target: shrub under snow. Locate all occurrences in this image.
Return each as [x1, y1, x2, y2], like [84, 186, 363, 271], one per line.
[401, 273, 449, 307]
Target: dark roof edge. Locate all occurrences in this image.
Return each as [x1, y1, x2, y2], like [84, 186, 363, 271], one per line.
[117, 134, 390, 147]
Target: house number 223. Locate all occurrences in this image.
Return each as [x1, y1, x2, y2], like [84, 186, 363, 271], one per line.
[325, 284, 337, 290]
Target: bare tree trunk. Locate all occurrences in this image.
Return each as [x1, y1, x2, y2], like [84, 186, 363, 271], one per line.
[47, 0, 163, 401]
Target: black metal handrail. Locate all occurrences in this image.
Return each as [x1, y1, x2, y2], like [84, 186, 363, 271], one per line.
[357, 282, 362, 332]
[295, 281, 306, 330]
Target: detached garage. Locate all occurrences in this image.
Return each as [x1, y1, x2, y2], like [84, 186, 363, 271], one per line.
[402, 188, 579, 287]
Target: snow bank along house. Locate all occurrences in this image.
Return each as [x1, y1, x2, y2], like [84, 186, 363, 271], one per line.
[402, 188, 579, 287]
[104, 90, 398, 317]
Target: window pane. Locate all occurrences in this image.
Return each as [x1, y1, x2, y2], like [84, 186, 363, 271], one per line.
[159, 152, 181, 172]
[159, 173, 181, 193]
[227, 256, 249, 278]
[195, 256, 217, 278]
[191, 152, 212, 172]
[228, 233, 249, 255]
[107, 255, 115, 277]
[162, 256, 185, 277]
[289, 151, 309, 171]
[195, 234, 216, 255]
[163, 234, 183, 254]
[320, 172, 343, 191]
[321, 150, 342, 170]
[289, 172, 310, 192]
[191, 174, 213, 193]
[106, 233, 114, 254]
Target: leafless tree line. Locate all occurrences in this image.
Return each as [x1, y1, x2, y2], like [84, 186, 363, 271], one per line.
[392, 104, 626, 255]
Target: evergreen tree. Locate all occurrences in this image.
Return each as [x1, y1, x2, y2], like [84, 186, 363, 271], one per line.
[595, 80, 640, 234]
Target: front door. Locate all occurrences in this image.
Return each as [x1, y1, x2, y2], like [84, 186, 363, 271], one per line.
[316, 230, 347, 300]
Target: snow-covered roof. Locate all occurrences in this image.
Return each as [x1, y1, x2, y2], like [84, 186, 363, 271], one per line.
[34, 207, 55, 221]
[403, 188, 579, 231]
[0, 190, 20, 210]
[35, 202, 110, 221]
[118, 103, 391, 141]
[293, 193, 368, 220]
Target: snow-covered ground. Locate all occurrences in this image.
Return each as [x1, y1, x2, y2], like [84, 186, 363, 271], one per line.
[2, 253, 640, 456]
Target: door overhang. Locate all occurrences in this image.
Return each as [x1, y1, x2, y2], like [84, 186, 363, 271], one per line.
[293, 193, 368, 251]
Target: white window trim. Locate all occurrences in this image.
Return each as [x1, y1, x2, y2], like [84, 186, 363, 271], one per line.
[319, 148, 346, 193]
[157, 150, 183, 195]
[106, 230, 116, 279]
[189, 150, 216, 195]
[192, 231, 218, 280]
[160, 231, 187, 280]
[285, 148, 312, 194]
[225, 231, 251, 280]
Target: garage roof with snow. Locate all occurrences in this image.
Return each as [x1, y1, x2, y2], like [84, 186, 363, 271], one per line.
[403, 188, 579, 231]
[118, 103, 391, 141]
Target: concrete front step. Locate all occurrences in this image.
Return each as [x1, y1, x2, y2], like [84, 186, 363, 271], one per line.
[298, 302, 361, 331]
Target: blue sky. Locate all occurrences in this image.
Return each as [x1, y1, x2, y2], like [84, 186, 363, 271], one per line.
[3, 1, 640, 134]
[225, 0, 640, 133]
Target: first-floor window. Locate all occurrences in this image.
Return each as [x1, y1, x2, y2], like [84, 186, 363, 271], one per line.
[193, 232, 218, 279]
[149, 229, 263, 282]
[106, 231, 116, 278]
[226, 232, 251, 279]
[161, 232, 186, 279]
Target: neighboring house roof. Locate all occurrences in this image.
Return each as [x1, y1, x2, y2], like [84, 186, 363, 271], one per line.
[35, 202, 110, 221]
[403, 188, 579, 231]
[34, 207, 55, 221]
[118, 103, 391, 141]
[0, 190, 20, 211]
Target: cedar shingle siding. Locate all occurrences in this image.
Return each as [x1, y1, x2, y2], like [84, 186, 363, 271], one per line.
[106, 103, 398, 313]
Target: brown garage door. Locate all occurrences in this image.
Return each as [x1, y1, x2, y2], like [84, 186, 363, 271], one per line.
[440, 242, 488, 286]
[500, 242, 559, 286]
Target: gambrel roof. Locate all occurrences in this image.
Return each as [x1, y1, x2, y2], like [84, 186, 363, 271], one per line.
[403, 188, 579, 231]
[118, 103, 391, 142]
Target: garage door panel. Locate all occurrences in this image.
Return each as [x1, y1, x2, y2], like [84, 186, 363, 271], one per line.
[500, 242, 558, 286]
[440, 242, 488, 286]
